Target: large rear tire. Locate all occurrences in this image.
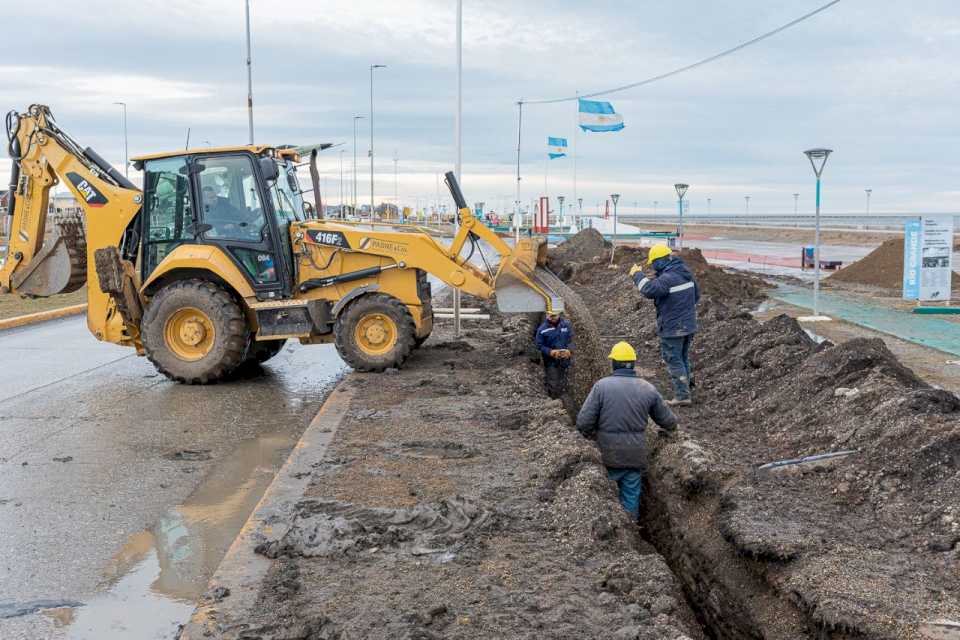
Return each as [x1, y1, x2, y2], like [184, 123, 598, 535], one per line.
[334, 293, 416, 371]
[142, 279, 249, 384]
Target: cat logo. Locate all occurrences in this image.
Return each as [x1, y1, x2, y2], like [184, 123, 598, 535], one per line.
[359, 237, 408, 255]
[66, 172, 108, 208]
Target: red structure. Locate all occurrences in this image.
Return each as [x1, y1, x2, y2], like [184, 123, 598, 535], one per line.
[535, 197, 549, 233]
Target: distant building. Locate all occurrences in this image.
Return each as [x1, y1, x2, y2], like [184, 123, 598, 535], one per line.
[49, 193, 82, 216]
[0, 190, 8, 210]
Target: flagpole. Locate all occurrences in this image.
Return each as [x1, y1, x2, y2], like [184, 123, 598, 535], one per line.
[573, 91, 578, 230]
[515, 100, 523, 244]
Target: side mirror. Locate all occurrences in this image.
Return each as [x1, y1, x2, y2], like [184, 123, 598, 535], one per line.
[259, 157, 279, 182]
[187, 222, 214, 236]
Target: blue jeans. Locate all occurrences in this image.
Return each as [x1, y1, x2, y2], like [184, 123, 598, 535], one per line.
[607, 468, 643, 519]
[660, 335, 693, 400]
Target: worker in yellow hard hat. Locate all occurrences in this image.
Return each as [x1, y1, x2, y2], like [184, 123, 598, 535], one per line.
[628, 243, 700, 406]
[534, 310, 574, 399]
[576, 341, 677, 520]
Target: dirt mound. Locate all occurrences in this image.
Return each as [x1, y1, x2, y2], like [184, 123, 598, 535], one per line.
[551, 241, 960, 638]
[828, 238, 905, 289]
[546, 227, 608, 269]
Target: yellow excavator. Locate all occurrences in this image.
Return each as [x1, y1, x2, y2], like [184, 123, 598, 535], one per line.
[1, 105, 563, 383]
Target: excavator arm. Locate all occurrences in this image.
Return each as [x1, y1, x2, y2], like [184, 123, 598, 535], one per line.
[2, 105, 143, 344]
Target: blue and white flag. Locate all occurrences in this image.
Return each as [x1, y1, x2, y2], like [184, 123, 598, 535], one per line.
[548, 136, 568, 159]
[578, 98, 625, 132]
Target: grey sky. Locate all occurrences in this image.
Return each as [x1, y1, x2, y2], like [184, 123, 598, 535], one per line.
[2, 0, 958, 215]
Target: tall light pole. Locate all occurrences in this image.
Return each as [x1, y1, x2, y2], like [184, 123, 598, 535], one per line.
[577, 197, 583, 229]
[865, 188, 872, 215]
[610, 193, 620, 264]
[352, 115, 364, 215]
[369, 63, 387, 218]
[558, 195, 565, 229]
[804, 148, 833, 318]
[453, 0, 463, 336]
[674, 184, 689, 249]
[244, 0, 254, 144]
[707, 197, 712, 215]
[793, 193, 799, 215]
[653, 200, 658, 216]
[338, 149, 345, 217]
[745, 195, 751, 215]
[393, 150, 399, 221]
[112, 102, 128, 178]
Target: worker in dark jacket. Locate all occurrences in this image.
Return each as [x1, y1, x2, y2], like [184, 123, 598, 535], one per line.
[629, 244, 700, 406]
[576, 341, 677, 519]
[535, 311, 574, 398]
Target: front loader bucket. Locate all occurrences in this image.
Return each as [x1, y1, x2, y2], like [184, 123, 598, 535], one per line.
[494, 238, 565, 313]
[10, 215, 87, 297]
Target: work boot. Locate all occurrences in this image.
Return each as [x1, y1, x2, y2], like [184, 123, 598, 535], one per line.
[667, 398, 692, 407]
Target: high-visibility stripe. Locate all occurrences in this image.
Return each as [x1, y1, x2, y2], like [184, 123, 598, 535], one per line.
[669, 281, 695, 293]
[540, 327, 556, 333]
[637, 278, 650, 290]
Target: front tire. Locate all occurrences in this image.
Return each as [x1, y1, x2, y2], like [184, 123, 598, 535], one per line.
[334, 293, 416, 371]
[142, 279, 249, 384]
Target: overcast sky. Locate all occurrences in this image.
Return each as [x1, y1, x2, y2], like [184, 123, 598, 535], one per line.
[2, 0, 958, 215]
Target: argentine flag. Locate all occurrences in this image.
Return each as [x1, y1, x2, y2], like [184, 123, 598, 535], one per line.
[578, 98, 625, 132]
[548, 136, 568, 159]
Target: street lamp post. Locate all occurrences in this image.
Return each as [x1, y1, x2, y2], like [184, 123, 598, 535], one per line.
[674, 183, 689, 249]
[370, 64, 387, 219]
[244, 0, 254, 144]
[804, 148, 833, 318]
[793, 193, 799, 215]
[557, 195, 565, 229]
[745, 195, 751, 215]
[577, 197, 583, 229]
[112, 102, 128, 178]
[707, 197, 712, 215]
[865, 188, 872, 215]
[352, 115, 364, 215]
[653, 200, 658, 215]
[609, 193, 620, 263]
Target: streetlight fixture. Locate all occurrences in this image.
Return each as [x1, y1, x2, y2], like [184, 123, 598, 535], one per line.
[352, 115, 364, 215]
[745, 195, 751, 215]
[112, 102, 128, 178]
[804, 147, 833, 319]
[557, 195, 565, 229]
[577, 197, 583, 229]
[707, 197, 712, 215]
[653, 200, 658, 216]
[793, 193, 800, 215]
[865, 188, 872, 215]
[369, 63, 387, 219]
[609, 193, 620, 263]
[674, 183, 689, 249]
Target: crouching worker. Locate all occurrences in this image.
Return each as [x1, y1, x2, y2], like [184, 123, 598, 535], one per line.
[576, 341, 677, 520]
[535, 311, 574, 399]
[629, 243, 700, 406]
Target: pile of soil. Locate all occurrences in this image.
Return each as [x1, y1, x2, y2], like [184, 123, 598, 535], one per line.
[217, 293, 703, 640]
[828, 238, 905, 289]
[550, 229, 960, 639]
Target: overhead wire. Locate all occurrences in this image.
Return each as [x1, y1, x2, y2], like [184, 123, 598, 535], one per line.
[521, 0, 842, 105]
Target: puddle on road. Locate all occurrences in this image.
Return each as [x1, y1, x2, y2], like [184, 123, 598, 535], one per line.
[64, 431, 297, 639]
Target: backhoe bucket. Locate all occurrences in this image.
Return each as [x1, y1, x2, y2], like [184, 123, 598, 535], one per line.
[494, 238, 565, 314]
[9, 214, 87, 297]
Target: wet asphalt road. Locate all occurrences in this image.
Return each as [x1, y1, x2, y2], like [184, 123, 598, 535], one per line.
[0, 316, 345, 639]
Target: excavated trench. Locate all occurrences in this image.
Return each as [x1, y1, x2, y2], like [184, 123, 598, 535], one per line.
[546, 230, 960, 640]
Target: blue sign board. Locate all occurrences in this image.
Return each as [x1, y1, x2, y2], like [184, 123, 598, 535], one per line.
[902, 218, 922, 299]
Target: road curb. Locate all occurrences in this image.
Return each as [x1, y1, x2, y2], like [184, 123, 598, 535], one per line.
[179, 381, 355, 639]
[0, 304, 87, 331]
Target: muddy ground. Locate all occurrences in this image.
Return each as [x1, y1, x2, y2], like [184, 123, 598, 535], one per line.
[219, 290, 703, 639]
[555, 231, 960, 639]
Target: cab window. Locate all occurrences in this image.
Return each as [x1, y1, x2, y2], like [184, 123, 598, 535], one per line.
[197, 155, 266, 241]
[142, 157, 195, 276]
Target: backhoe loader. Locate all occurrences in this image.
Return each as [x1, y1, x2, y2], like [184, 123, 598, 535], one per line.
[1, 105, 564, 383]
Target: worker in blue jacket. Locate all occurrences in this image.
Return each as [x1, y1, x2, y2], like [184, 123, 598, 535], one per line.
[534, 311, 574, 399]
[629, 244, 700, 405]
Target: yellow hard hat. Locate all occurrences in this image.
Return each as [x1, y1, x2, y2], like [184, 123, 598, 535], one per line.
[646, 243, 673, 265]
[608, 341, 637, 361]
